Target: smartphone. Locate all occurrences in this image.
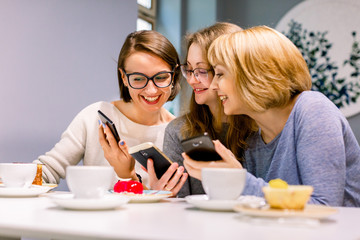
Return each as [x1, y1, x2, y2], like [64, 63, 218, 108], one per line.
[181, 133, 222, 161]
[129, 142, 173, 179]
[98, 110, 121, 143]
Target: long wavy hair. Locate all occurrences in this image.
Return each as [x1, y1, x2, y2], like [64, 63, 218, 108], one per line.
[181, 22, 257, 161]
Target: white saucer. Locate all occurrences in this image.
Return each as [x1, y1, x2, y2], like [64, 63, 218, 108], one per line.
[185, 195, 266, 211]
[185, 195, 242, 211]
[115, 190, 173, 203]
[234, 204, 338, 219]
[48, 193, 129, 210]
[0, 185, 54, 197]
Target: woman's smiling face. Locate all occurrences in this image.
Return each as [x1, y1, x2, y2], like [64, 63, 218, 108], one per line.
[211, 64, 248, 115]
[121, 51, 173, 113]
[186, 43, 217, 106]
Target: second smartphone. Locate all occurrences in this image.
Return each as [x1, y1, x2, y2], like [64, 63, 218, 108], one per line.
[129, 142, 173, 179]
[181, 133, 222, 161]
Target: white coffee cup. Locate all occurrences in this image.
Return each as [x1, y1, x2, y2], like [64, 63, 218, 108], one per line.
[0, 163, 37, 188]
[66, 166, 115, 199]
[201, 168, 247, 200]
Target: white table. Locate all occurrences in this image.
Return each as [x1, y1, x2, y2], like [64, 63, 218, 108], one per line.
[0, 193, 359, 240]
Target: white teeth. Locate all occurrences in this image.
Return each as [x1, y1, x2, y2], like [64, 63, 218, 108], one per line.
[219, 96, 228, 101]
[143, 96, 159, 102]
[195, 88, 206, 92]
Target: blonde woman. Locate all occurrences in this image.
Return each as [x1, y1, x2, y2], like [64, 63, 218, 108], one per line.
[184, 26, 360, 207]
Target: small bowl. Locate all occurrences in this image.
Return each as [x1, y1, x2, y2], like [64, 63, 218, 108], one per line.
[262, 185, 313, 210]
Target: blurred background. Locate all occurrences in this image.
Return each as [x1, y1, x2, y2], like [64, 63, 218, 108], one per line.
[1, 0, 359, 190]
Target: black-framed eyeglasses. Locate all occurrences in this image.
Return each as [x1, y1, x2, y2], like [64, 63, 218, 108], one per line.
[122, 69, 174, 89]
[180, 64, 212, 82]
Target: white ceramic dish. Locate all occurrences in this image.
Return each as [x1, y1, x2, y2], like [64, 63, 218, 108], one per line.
[185, 194, 243, 211]
[186, 195, 267, 211]
[234, 204, 338, 219]
[116, 190, 173, 203]
[48, 193, 129, 210]
[0, 185, 54, 197]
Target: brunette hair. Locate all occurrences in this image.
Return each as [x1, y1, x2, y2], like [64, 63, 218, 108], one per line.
[117, 30, 181, 102]
[181, 22, 256, 160]
[208, 25, 312, 112]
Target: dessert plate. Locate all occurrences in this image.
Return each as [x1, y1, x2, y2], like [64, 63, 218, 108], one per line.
[0, 185, 55, 197]
[42, 183, 58, 188]
[185, 195, 265, 211]
[115, 190, 173, 203]
[234, 204, 338, 219]
[48, 193, 129, 210]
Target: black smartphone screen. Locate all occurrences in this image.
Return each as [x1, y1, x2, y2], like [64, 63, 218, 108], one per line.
[98, 110, 121, 143]
[181, 134, 222, 161]
[129, 142, 172, 179]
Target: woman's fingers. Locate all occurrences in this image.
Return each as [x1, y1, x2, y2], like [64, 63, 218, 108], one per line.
[182, 153, 203, 180]
[147, 159, 158, 182]
[101, 123, 129, 158]
[183, 151, 239, 179]
[117, 140, 132, 159]
[148, 160, 188, 193]
[182, 152, 215, 168]
[99, 124, 110, 150]
[159, 162, 179, 184]
[213, 140, 242, 168]
[169, 172, 188, 196]
[163, 165, 184, 191]
[103, 124, 119, 148]
[213, 140, 233, 160]
[98, 122, 136, 179]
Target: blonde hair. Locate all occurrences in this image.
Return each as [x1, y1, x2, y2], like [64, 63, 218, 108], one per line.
[208, 25, 312, 112]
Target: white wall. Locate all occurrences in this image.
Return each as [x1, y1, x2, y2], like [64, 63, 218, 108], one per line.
[0, 0, 137, 189]
[0, 0, 137, 163]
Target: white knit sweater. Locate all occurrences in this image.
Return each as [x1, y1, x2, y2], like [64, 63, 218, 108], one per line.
[34, 101, 168, 186]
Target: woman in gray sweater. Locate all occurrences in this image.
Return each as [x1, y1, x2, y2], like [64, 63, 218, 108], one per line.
[147, 23, 257, 197]
[184, 26, 360, 207]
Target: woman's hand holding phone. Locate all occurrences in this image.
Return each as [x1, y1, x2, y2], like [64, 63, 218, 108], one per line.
[183, 140, 243, 180]
[98, 123, 137, 180]
[146, 159, 188, 196]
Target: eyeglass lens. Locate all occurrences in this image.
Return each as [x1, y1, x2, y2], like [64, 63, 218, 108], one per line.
[128, 72, 172, 89]
[180, 65, 209, 82]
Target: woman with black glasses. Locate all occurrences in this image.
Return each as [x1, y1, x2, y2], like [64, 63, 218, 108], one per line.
[34, 30, 186, 188]
[145, 23, 257, 197]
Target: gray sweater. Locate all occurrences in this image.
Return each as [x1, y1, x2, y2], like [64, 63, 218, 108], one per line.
[242, 91, 360, 207]
[165, 91, 360, 207]
[163, 117, 230, 198]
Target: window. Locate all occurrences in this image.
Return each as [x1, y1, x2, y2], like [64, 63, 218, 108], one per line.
[137, 0, 156, 31]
